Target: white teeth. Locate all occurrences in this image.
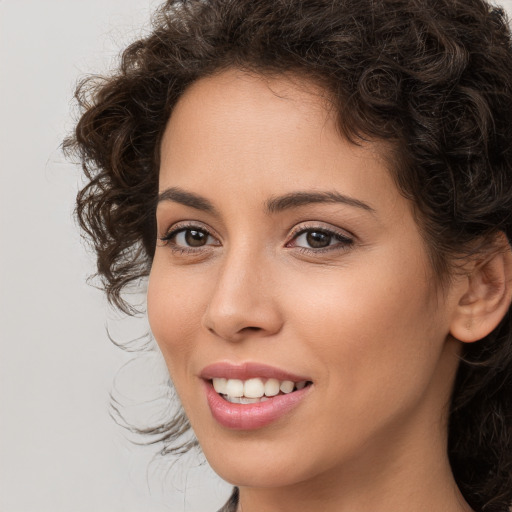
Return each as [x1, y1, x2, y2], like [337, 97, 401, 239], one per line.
[213, 377, 309, 401]
[224, 379, 244, 398]
[280, 380, 295, 394]
[244, 378, 265, 398]
[225, 396, 262, 404]
[264, 378, 280, 396]
[212, 378, 227, 394]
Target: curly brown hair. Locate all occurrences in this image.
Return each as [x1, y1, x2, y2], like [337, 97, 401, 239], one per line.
[64, 0, 512, 510]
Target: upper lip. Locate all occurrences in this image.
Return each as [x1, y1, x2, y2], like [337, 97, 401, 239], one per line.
[200, 362, 311, 382]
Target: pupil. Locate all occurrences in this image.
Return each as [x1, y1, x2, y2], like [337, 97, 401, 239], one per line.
[306, 231, 331, 248]
[185, 229, 207, 247]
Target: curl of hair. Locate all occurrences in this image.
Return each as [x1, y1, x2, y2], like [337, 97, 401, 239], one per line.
[64, 0, 512, 510]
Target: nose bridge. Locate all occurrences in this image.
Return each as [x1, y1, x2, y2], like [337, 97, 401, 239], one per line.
[202, 240, 281, 340]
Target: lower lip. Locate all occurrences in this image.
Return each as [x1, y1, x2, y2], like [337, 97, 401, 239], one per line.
[204, 380, 312, 430]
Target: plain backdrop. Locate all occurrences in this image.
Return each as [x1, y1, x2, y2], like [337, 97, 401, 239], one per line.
[1, 0, 512, 511]
[0, 1, 230, 511]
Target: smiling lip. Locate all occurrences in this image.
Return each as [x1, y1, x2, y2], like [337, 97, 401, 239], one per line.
[200, 362, 310, 382]
[200, 362, 313, 430]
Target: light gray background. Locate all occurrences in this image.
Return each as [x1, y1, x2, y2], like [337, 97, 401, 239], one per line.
[1, 0, 511, 511]
[0, 1, 229, 510]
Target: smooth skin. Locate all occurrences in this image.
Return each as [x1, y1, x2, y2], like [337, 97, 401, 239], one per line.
[148, 69, 512, 512]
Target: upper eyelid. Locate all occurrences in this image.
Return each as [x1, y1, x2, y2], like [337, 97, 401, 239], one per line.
[288, 222, 354, 240]
[159, 220, 219, 239]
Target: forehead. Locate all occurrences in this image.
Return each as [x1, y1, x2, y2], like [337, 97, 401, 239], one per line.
[161, 70, 338, 172]
[168, 69, 333, 132]
[159, 69, 396, 203]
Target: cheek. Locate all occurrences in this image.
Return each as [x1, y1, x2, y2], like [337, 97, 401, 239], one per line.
[268, 267, 446, 472]
[282, 252, 445, 403]
[146, 258, 208, 375]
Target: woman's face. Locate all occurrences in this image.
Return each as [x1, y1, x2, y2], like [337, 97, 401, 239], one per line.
[148, 70, 464, 489]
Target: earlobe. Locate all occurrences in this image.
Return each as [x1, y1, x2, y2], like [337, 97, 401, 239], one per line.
[450, 234, 512, 343]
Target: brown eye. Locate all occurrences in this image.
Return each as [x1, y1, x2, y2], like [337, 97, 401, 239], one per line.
[291, 227, 353, 252]
[306, 231, 332, 248]
[185, 229, 208, 247]
[160, 226, 219, 249]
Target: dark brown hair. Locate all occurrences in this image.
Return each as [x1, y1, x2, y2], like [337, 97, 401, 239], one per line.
[65, 0, 512, 510]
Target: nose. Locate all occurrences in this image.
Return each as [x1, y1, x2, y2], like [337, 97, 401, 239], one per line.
[201, 248, 283, 342]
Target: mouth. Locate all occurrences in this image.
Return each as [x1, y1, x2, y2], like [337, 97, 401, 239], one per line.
[200, 363, 313, 429]
[210, 377, 312, 404]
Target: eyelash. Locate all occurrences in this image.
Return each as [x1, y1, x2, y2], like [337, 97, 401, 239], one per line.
[159, 222, 219, 255]
[287, 225, 354, 254]
[158, 223, 354, 255]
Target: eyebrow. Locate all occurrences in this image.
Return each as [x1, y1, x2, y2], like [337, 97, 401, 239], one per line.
[157, 187, 375, 215]
[157, 187, 218, 214]
[265, 191, 376, 214]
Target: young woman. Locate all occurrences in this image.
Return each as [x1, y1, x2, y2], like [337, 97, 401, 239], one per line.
[66, 0, 512, 510]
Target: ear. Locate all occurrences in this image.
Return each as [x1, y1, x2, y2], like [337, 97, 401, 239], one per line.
[450, 233, 512, 343]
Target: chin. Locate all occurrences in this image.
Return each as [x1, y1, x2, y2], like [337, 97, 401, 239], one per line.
[194, 426, 339, 490]
[206, 453, 312, 489]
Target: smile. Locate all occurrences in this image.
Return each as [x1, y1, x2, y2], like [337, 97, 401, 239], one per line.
[200, 363, 313, 429]
[212, 377, 310, 403]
